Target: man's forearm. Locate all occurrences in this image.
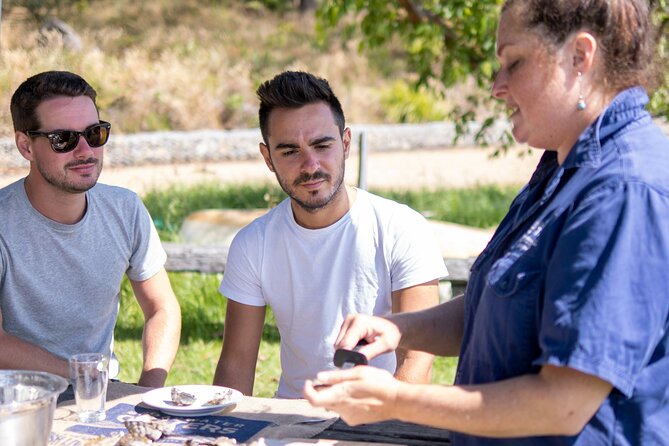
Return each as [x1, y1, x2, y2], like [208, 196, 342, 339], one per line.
[394, 348, 433, 383]
[213, 360, 255, 396]
[0, 332, 69, 378]
[138, 308, 181, 387]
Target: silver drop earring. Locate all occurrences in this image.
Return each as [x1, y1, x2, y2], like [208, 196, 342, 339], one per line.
[577, 71, 587, 111]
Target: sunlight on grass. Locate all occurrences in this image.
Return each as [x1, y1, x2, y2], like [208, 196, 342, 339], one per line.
[143, 182, 519, 241]
[114, 271, 458, 397]
[115, 272, 285, 397]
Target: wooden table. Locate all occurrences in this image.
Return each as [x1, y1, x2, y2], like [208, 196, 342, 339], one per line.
[52, 382, 451, 445]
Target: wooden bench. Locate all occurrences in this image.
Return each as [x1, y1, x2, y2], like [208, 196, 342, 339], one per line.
[163, 242, 474, 295]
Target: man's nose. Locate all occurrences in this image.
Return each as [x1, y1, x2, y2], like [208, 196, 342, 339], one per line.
[72, 134, 95, 157]
[300, 149, 320, 172]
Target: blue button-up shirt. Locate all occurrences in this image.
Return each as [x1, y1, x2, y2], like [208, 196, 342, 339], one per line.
[452, 87, 669, 446]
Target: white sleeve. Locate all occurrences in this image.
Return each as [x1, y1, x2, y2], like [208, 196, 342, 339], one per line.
[218, 224, 266, 307]
[389, 206, 448, 291]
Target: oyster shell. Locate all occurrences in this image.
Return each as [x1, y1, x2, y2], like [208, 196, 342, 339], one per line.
[203, 389, 234, 406]
[82, 434, 125, 446]
[171, 386, 197, 406]
[124, 414, 176, 440]
[117, 434, 153, 446]
[185, 436, 237, 446]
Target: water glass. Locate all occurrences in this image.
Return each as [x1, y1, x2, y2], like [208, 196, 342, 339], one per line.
[68, 353, 108, 422]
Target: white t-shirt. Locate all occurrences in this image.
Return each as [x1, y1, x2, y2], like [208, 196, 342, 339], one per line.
[220, 189, 447, 398]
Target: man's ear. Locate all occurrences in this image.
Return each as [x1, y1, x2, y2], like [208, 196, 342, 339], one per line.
[259, 142, 275, 172]
[572, 31, 598, 74]
[342, 127, 352, 160]
[15, 131, 34, 161]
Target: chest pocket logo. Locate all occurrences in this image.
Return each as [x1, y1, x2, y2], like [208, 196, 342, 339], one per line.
[486, 217, 549, 298]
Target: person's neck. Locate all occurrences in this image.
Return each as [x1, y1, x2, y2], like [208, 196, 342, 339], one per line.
[556, 91, 615, 165]
[291, 185, 357, 230]
[24, 174, 88, 225]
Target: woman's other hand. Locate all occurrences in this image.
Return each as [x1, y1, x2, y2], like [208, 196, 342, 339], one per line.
[304, 366, 401, 425]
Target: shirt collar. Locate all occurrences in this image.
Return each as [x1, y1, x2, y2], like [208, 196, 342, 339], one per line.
[562, 86, 649, 169]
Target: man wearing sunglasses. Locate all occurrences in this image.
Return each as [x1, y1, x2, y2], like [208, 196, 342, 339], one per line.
[0, 71, 181, 387]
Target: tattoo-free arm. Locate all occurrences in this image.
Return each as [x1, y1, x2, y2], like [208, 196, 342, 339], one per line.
[0, 309, 69, 377]
[391, 294, 465, 357]
[213, 300, 266, 396]
[338, 295, 465, 362]
[391, 280, 440, 383]
[306, 364, 612, 436]
[130, 268, 181, 387]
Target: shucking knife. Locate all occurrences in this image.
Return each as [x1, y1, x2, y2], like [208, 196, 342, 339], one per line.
[333, 339, 369, 369]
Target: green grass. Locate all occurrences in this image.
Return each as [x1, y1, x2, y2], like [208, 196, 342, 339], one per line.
[373, 185, 520, 229]
[115, 183, 519, 396]
[115, 271, 284, 396]
[143, 182, 519, 241]
[143, 183, 287, 241]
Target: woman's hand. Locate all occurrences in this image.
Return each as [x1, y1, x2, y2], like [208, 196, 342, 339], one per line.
[304, 366, 402, 425]
[335, 314, 402, 361]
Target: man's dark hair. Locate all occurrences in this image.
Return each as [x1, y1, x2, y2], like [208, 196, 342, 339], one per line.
[10, 70, 98, 133]
[256, 71, 345, 145]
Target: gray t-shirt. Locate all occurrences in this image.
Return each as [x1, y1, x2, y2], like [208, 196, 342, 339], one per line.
[0, 179, 166, 376]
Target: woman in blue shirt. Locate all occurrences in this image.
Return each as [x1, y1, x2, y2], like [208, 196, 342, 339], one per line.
[305, 1, 669, 445]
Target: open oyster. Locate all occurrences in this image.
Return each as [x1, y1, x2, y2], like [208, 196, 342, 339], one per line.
[171, 386, 197, 406]
[203, 389, 234, 406]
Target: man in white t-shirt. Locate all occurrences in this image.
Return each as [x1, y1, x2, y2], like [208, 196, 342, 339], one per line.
[213, 71, 447, 398]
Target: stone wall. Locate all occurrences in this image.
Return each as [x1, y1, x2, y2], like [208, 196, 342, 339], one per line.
[0, 121, 508, 171]
[2, 119, 667, 172]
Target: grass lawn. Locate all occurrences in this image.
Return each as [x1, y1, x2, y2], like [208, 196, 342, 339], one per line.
[114, 183, 518, 396]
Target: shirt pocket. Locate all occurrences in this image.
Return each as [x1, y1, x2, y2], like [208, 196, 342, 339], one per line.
[472, 227, 548, 378]
[487, 256, 542, 298]
[485, 214, 552, 297]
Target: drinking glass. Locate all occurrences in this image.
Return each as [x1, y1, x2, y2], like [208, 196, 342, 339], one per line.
[68, 353, 108, 422]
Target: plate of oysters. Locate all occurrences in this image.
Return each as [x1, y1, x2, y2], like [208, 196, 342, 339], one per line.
[142, 385, 243, 417]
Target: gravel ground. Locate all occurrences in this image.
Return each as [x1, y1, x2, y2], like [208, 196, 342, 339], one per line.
[0, 146, 542, 194]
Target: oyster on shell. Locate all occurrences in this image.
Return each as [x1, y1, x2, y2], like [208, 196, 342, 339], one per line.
[125, 414, 176, 439]
[171, 386, 197, 406]
[185, 436, 237, 446]
[203, 389, 234, 406]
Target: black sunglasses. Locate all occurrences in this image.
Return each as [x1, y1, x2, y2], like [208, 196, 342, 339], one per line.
[26, 121, 111, 154]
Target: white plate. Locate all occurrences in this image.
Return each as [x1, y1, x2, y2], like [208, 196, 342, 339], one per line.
[141, 385, 243, 417]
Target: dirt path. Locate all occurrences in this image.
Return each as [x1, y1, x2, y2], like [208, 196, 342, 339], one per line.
[0, 146, 542, 193]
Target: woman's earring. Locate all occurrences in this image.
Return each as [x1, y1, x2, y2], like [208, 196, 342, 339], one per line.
[577, 71, 587, 111]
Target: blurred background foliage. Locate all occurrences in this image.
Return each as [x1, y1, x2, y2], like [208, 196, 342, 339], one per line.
[0, 0, 452, 137]
[3, 0, 665, 143]
[317, 0, 669, 141]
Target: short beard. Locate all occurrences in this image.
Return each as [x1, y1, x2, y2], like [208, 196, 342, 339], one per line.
[274, 159, 346, 213]
[37, 157, 102, 194]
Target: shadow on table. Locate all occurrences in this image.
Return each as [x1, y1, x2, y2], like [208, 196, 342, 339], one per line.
[315, 418, 451, 446]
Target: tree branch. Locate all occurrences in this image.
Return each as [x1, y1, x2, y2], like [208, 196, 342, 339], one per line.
[396, 0, 488, 71]
[397, 0, 457, 42]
